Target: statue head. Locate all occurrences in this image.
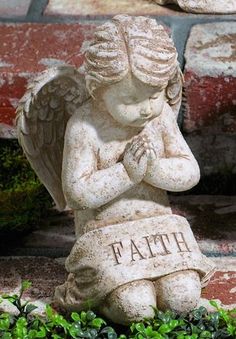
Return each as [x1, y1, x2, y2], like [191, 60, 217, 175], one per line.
[85, 15, 178, 93]
[84, 15, 182, 126]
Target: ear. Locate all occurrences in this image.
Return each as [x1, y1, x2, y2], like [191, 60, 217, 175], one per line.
[165, 66, 184, 119]
[85, 78, 98, 98]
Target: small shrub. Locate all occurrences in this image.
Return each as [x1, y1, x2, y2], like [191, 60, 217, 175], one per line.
[0, 281, 235, 338]
[0, 139, 52, 234]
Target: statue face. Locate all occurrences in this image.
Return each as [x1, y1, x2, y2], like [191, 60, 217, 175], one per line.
[101, 73, 166, 127]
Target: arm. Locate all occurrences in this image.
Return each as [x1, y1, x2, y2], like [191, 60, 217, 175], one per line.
[144, 103, 200, 191]
[62, 115, 136, 210]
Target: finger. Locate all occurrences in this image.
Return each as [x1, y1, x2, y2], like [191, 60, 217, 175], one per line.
[135, 148, 146, 163]
[139, 153, 148, 171]
[130, 140, 146, 154]
[130, 137, 144, 151]
[133, 140, 156, 155]
[148, 148, 157, 161]
[145, 148, 152, 160]
[139, 133, 150, 143]
[131, 134, 149, 147]
[151, 148, 157, 159]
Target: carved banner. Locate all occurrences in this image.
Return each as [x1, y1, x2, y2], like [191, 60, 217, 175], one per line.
[66, 215, 215, 308]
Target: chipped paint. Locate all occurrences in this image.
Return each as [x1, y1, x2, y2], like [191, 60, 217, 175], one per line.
[185, 23, 236, 77]
[44, 0, 175, 16]
[0, 61, 13, 68]
[0, 77, 6, 87]
[0, 23, 96, 131]
[39, 58, 67, 67]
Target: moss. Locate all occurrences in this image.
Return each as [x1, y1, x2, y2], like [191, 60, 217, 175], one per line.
[0, 138, 52, 234]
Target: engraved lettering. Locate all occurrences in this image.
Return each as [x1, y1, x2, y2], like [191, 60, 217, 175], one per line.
[130, 239, 145, 262]
[172, 232, 191, 253]
[109, 241, 124, 265]
[154, 233, 171, 255]
[143, 236, 156, 258]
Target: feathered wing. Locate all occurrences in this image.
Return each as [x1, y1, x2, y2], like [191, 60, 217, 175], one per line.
[16, 66, 90, 211]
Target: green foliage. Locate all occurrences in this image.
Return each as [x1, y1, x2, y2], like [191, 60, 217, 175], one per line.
[0, 281, 236, 339]
[0, 139, 52, 233]
[126, 306, 236, 338]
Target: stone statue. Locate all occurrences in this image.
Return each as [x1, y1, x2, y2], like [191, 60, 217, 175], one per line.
[17, 15, 215, 325]
[154, 0, 236, 13]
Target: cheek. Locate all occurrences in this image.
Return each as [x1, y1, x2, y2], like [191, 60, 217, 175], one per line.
[150, 94, 165, 117]
[111, 104, 140, 124]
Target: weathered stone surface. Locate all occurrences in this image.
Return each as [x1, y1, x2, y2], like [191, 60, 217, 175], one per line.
[184, 22, 236, 133]
[154, 0, 236, 14]
[44, 0, 178, 16]
[0, 23, 95, 133]
[183, 22, 236, 175]
[0, 0, 31, 18]
[55, 215, 212, 318]
[15, 16, 214, 324]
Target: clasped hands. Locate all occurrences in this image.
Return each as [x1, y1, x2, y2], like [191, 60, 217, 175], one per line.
[122, 134, 157, 183]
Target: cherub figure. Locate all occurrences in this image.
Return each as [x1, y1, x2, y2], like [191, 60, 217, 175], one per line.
[154, 0, 236, 14]
[17, 15, 214, 325]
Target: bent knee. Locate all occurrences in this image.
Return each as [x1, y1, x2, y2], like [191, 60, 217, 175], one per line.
[155, 270, 201, 313]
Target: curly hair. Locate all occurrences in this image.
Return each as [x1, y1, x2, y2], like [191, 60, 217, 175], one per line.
[84, 15, 183, 115]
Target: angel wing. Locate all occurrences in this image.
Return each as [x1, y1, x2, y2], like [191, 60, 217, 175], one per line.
[16, 66, 90, 211]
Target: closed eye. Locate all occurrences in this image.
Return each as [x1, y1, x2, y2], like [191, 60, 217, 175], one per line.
[122, 99, 143, 105]
[150, 93, 160, 100]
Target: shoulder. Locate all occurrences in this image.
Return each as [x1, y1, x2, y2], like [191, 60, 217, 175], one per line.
[159, 102, 179, 130]
[151, 102, 177, 132]
[65, 99, 97, 143]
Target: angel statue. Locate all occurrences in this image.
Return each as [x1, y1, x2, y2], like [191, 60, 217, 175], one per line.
[17, 15, 215, 325]
[154, 0, 236, 13]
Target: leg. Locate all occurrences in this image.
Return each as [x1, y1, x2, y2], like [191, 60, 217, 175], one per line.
[99, 280, 156, 325]
[154, 270, 201, 313]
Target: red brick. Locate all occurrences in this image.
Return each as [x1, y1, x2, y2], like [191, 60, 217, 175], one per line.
[0, 23, 96, 133]
[203, 271, 236, 306]
[0, 0, 31, 18]
[0, 257, 235, 312]
[44, 0, 185, 17]
[184, 74, 236, 133]
[183, 22, 236, 134]
[183, 22, 236, 175]
[0, 107, 16, 126]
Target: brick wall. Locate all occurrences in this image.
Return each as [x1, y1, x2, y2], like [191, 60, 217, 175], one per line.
[0, 0, 235, 175]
